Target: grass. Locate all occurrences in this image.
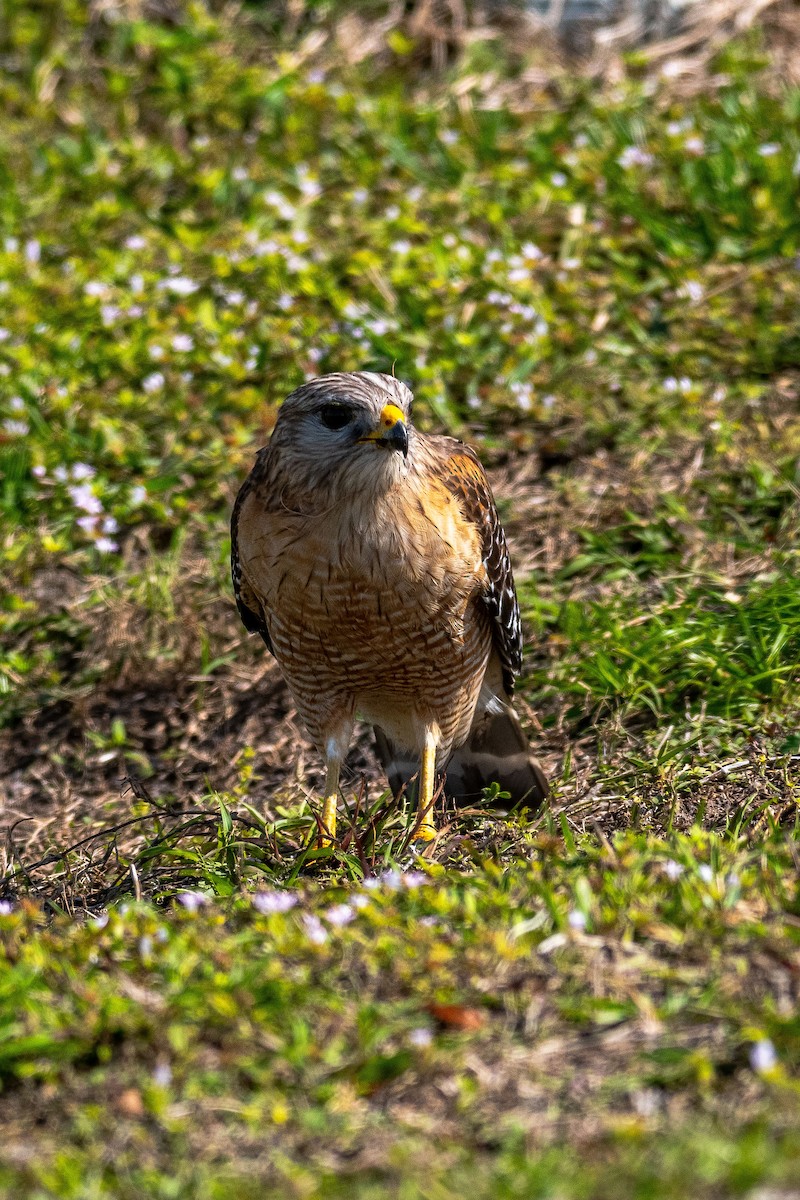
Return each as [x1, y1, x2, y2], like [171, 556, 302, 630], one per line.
[1, 1, 800, 1195]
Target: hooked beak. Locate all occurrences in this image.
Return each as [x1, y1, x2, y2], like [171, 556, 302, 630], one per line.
[359, 402, 409, 458]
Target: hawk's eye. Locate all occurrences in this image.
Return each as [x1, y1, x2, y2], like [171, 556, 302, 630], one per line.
[319, 404, 353, 431]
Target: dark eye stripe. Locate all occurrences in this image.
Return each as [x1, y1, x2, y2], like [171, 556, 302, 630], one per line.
[319, 404, 353, 431]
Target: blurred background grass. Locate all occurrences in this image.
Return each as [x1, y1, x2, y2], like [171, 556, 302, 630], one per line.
[1, 2, 800, 1196]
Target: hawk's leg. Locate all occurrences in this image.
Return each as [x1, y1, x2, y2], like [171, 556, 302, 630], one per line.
[317, 722, 353, 848]
[413, 727, 439, 842]
[319, 759, 340, 847]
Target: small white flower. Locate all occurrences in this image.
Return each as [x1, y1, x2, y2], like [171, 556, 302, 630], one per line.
[91, 913, 109, 929]
[440, 129, 459, 145]
[32, 464, 47, 478]
[264, 192, 296, 221]
[252, 891, 297, 915]
[152, 1061, 172, 1087]
[750, 1039, 777, 1073]
[662, 377, 679, 393]
[297, 175, 321, 200]
[139, 935, 153, 958]
[125, 235, 147, 251]
[4, 237, 18, 253]
[8, 396, 25, 411]
[551, 172, 568, 187]
[0, 329, 9, 342]
[684, 136, 705, 156]
[25, 239, 41, 265]
[68, 485, 102, 515]
[698, 864, 714, 883]
[70, 462, 95, 480]
[177, 891, 209, 912]
[102, 516, 119, 534]
[171, 334, 194, 352]
[757, 143, 780, 157]
[276, 294, 294, 312]
[302, 914, 328, 945]
[0, 900, 13, 916]
[95, 537, 119, 553]
[351, 188, 368, 205]
[54, 465, 68, 482]
[232, 167, 249, 183]
[409, 1027, 433, 1048]
[521, 242, 543, 261]
[679, 377, 692, 393]
[391, 240, 411, 255]
[325, 903, 355, 927]
[77, 515, 99, 532]
[568, 909, 587, 930]
[84, 281, 109, 298]
[3, 419, 29, 436]
[161, 277, 199, 296]
[679, 281, 703, 303]
[509, 380, 533, 412]
[143, 372, 165, 393]
[663, 860, 684, 881]
[617, 146, 654, 169]
[402, 871, 427, 888]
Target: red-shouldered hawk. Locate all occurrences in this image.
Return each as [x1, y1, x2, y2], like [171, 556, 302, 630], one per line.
[231, 372, 547, 845]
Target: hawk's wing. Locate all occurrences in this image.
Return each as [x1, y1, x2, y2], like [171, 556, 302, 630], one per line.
[230, 456, 274, 655]
[437, 440, 523, 695]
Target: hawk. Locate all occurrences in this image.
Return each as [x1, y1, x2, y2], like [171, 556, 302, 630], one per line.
[231, 372, 547, 844]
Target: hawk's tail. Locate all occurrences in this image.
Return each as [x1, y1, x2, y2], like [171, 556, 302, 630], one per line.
[373, 705, 548, 811]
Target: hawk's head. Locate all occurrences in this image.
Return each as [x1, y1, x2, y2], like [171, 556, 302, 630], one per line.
[268, 372, 415, 494]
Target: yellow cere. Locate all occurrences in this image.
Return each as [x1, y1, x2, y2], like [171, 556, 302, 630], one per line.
[380, 403, 405, 428]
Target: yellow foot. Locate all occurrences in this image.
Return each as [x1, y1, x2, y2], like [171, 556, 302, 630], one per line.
[412, 815, 437, 842]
